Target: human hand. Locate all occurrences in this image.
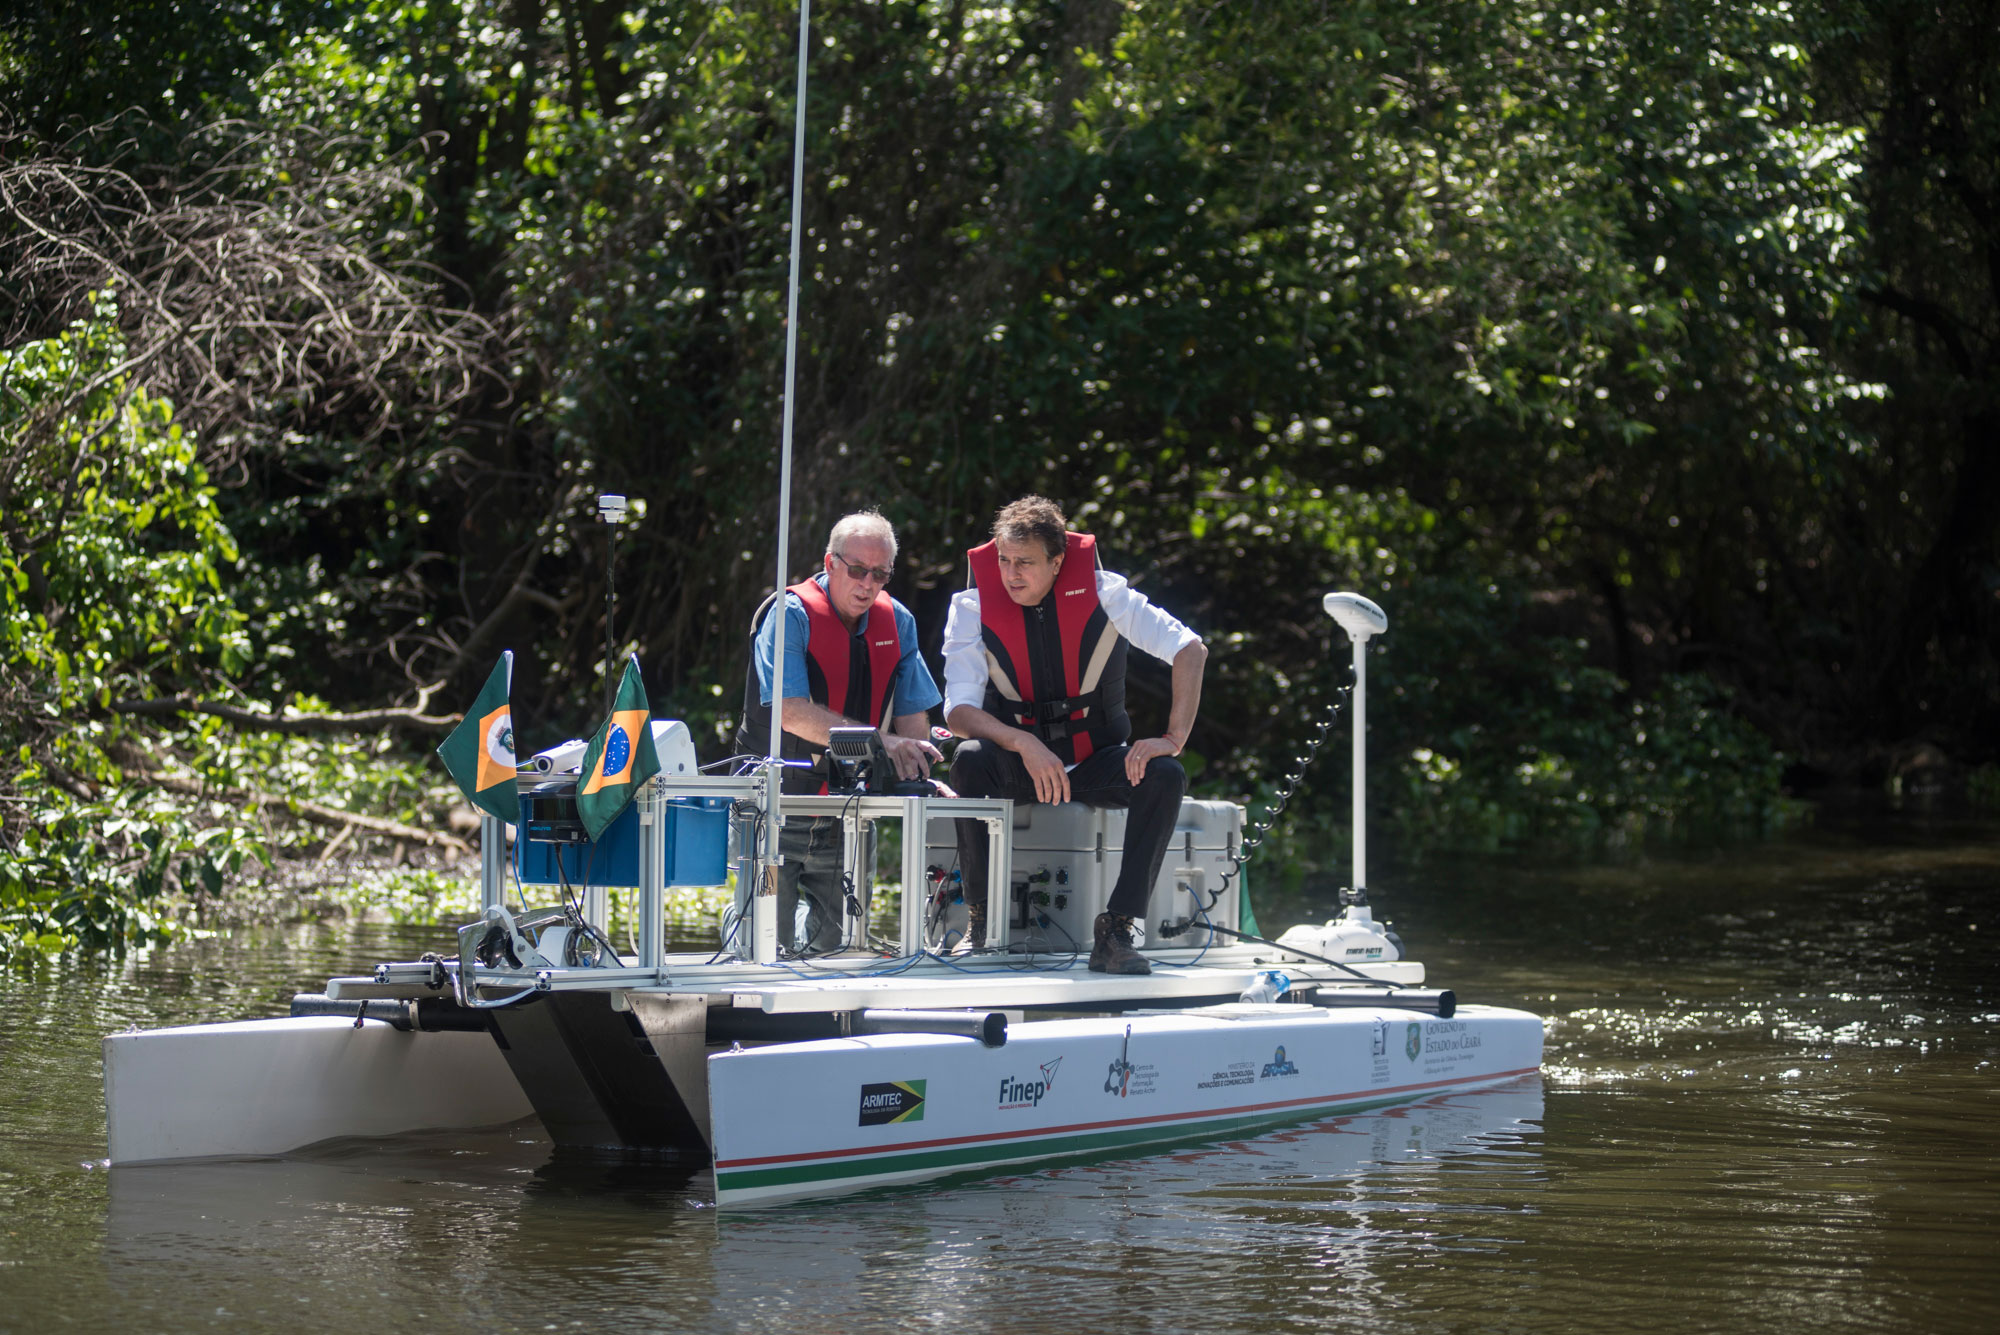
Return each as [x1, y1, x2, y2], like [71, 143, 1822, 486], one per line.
[1124, 735, 1181, 786]
[1014, 734, 1070, 804]
[883, 732, 943, 782]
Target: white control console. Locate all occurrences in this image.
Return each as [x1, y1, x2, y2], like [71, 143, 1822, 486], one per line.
[926, 798, 1245, 953]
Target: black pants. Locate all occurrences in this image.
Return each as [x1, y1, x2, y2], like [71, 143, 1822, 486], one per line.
[772, 815, 874, 954]
[949, 739, 1186, 920]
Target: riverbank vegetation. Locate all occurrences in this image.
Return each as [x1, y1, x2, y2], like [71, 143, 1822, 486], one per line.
[2, 0, 1993, 953]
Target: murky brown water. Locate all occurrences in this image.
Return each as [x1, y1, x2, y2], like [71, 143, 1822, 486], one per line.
[2, 803, 1995, 1334]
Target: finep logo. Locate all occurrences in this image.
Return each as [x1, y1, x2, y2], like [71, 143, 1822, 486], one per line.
[998, 1057, 1063, 1110]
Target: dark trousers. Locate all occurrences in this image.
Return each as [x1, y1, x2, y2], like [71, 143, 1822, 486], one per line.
[949, 739, 1186, 920]
[773, 816, 874, 954]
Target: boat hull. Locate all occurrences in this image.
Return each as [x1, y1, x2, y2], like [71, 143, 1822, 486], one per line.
[102, 1017, 534, 1164]
[707, 1001, 1541, 1205]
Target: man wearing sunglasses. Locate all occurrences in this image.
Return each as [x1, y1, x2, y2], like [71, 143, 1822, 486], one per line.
[736, 511, 944, 954]
[942, 495, 1207, 974]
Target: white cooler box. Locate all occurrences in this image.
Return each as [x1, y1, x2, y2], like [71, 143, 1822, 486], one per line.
[927, 798, 1244, 953]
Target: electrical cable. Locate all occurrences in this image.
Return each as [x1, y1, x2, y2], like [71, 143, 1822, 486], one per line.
[553, 844, 622, 968]
[1158, 919, 1409, 988]
[1190, 684, 1353, 922]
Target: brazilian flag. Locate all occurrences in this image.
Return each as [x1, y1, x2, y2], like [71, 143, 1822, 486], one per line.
[577, 655, 661, 841]
[436, 652, 518, 821]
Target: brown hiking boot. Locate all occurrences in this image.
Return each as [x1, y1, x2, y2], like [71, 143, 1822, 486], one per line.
[959, 898, 986, 952]
[1089, 913, 1151, 975]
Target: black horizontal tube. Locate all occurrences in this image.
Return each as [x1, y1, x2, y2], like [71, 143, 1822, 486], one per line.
[1304, 986, 1456, 1018]
[289, 993, 414, 1030]
[851, 1008, 1008, 1047]
[290, 993, 493, 1033]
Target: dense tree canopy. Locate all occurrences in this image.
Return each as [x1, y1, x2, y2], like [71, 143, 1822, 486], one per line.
[1, 0, 1993, 948]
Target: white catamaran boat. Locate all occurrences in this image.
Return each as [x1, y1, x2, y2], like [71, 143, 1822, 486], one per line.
[100, 4, 1540, 1205]
[102, 590, 1544, 1207]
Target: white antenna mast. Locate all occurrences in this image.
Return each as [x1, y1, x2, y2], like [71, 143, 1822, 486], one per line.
[756, 0, 816, 964]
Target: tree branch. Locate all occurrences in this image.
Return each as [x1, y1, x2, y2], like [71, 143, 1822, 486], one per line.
[110, 694, 460, 734]
[134, 767, 471, 853]
[1859, 284, 1976, 377]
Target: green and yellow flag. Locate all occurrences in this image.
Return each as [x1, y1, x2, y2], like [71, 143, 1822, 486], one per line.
[577, 655, 660, 841]
[436, 652, 518, 821]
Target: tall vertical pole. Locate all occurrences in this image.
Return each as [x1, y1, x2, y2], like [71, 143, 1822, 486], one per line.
[638, 780, 664, 972]
[480, 812, 506, 912]
[1349, 631, 1368, 894]
[1322, 593, 1388, 898]
[597, 493, 627, 717]
[757, 0, 815, 965]
[604, 518, 617, 716]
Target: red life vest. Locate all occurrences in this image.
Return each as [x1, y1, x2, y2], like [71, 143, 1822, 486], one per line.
[735, 576, 905, 793]
[969, 531, 1130, 766]
[792, 577, 901, 730]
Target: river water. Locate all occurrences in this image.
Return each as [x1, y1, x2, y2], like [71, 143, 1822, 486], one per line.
[2, 803, 1994, 1334]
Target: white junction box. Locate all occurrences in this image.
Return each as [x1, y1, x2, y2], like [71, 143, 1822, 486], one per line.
[926, 798, 1244, 953]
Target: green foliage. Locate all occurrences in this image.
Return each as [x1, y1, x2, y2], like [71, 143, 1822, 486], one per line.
[315, 865, 479, 927]
[0, 785, 254, 954]
[2, 0, 1991, 954]
[0, 297, 257, 953]
[0, 294, 248, 710]
[1393, 670, 1794, 850]
[1969, 766, 2000, 812]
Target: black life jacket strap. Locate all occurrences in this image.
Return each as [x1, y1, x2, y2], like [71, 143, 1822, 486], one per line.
[996, 687, 1108, 738]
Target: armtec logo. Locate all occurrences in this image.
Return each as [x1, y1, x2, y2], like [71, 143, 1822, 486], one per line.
[858, 1080, 927, 1125]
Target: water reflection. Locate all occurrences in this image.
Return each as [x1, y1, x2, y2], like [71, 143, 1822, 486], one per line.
[101, 1084, 1544, 1332]
[5, 807, 1998, 1333]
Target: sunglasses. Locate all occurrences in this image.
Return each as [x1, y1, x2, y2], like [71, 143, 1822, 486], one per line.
[831, 552, 893, 585]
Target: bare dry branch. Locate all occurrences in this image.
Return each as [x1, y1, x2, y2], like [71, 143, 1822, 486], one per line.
[109, 693, 461, 733]
[0, 119, 511, 458]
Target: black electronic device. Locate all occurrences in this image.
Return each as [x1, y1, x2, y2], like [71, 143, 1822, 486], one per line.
[826, 726, 936, 796]
[521, 779, 589, 843]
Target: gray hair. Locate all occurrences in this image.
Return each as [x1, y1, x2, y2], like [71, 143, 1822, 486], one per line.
[826, 510, 898, 561]
[993, 495, 1067, 559]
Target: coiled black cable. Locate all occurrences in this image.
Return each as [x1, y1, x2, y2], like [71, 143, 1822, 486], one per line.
[1191, 684, 1353, 919]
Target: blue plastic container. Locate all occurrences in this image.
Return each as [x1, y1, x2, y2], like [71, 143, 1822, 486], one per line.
[514, 793, 730, 889]
[662, 796, 731, 885]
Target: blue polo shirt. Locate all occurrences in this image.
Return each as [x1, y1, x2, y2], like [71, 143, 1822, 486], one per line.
[752, 574, 942, 719]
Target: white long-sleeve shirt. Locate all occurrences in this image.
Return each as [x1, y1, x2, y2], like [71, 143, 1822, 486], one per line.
[941, 569, 1201, 720]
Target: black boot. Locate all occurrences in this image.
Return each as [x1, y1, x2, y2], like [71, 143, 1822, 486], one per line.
[1089, 913, 1151, 975]
[958, 898, 986, 953]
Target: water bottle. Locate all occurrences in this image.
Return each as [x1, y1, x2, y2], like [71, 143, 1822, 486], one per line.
[1239, 969, 1291, 1003]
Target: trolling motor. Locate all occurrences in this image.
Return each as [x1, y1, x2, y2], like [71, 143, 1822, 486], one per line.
[1271, 591, 1405, 960]
[1158, 589, 1414, 976]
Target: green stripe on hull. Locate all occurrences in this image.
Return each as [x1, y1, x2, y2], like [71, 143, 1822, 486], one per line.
[717, 1090, 1418, 1196]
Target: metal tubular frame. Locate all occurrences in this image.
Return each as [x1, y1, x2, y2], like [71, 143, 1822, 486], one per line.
[779, 794, 1012, 955]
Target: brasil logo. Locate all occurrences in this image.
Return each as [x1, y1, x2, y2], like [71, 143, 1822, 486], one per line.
[1260, 1045, 1300, 1078]
[858, 1080, 926, 1126]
